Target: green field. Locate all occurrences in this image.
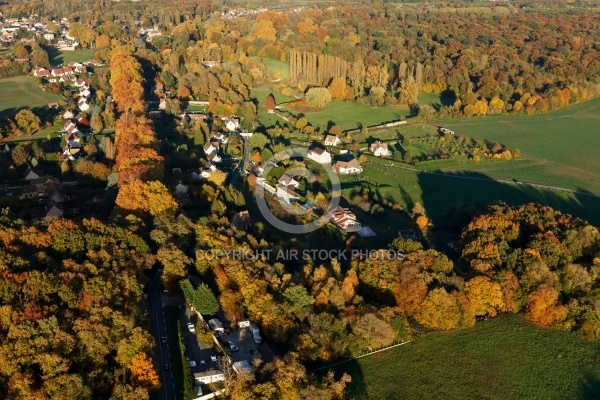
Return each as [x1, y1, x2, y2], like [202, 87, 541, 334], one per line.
[262, 58, 290, 78]
[48, 48, 95, 65]
[252, 88, 409, 132]
[356, 159, 600, 227]
[332, 315, 600, 400]
[0, 76, 62, 118]
[418, 92, 455, 108]
[439, 98, 600, 194]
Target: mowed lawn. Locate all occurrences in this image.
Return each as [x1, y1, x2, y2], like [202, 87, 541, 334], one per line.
[0, 76, 62, 118]
[48, 48, 95, 65]
[252, 87, 410, 132]
[262, 58, 290, 78]
[332, 315, 600, 400]
[439, 98, 600, 194]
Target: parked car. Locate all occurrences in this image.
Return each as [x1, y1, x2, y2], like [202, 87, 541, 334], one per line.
[227, 341, 239, 352]
[187, 322, 196, 333]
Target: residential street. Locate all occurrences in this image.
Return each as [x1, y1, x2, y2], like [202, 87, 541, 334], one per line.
[148, 270, 175, 400]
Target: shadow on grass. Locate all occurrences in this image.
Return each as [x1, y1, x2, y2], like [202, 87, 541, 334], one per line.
[416, 170, 600, 228]
[579, 372, 600, 400]
[314, 359, 368, 400]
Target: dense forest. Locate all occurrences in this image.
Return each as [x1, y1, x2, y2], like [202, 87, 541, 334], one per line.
[4, 1, 600, 117]
[2, 0, 600, 398]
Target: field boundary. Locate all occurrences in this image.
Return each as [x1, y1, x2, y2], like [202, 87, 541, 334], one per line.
[310, 340, 411, 373]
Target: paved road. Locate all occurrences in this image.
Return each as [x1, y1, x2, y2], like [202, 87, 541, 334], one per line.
[148, 271, 176, 400]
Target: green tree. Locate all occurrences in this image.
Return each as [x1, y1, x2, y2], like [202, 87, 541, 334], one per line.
[197, 284, 220, 315]
[248, 132, 269, 151]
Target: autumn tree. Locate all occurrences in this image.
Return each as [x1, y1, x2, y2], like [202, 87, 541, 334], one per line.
[90, 114, 104, 132]
[306, 88, 332, 109]
[464, 276, 504, 317]
[15, 109, 41, 134]
[252, 20, 277, 42]
[11, 144, 30, 167]
[129, 353, 159, 389]
[264, 93, 276, 112]
[328, 77, 347, 100]
[526, 284, 568, 327]
[115, 180, 178, 217]
[109, 53, 145, 114]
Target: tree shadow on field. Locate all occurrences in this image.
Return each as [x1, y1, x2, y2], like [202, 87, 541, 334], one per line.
[416, 170, 600, 229]
[578, 372, 600, 400]
[314, 359, 368, 400]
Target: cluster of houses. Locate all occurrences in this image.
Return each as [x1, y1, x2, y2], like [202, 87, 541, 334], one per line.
[302, 136, 392, 175]
[0, 15, 79, 50]
[194, 117, 242, 180]
[60, 111, 90, 160]
[0, 167, 69, 219]
[247, 134, 396, 238]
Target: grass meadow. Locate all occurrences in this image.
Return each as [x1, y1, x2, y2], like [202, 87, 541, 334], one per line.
[331, 315, 600, 400]
[48, 48, 95, 65]
[261, 58, 290, 78]
[0, 76, 62, 118]
[438, 98, 600, 194]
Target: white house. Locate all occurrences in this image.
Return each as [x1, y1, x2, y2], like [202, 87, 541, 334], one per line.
[79, 88, 91, 98]
[158, 98, 167, 110]
[74, 78, 87, 88]
[333, 157, 363, 175]
[64, 131, 81, 147]
[240, 131, 253, 138]
[43, 32, 55, 41]
[307, 147, 331, 164]
[207, 152, 222, 163]
[203, 142, 218, 156]
[77, 98, 90, 112]
[62, 109, 75, 119]
[324, 135, 341, 147]
[278, 173, 299, 189]
[33, 67, 50, 78]
[212, 132, 228, 144]
[327, 206, 362, 232]
[23, 166, 43, 181]
[277, 185, 301, 204]
[223, 117, 240, 132]
[252, 160, 277, 177]
[370, 140, 391, 157]
[200, 162, 217, 179]
[193, 370, 225, 385]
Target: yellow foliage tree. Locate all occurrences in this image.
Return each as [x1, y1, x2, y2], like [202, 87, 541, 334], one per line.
[116, 180, 178, 217]
[464, 276, 504, 317]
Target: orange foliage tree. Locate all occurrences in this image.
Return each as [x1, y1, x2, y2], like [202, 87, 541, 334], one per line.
[526, 284, 568, 327]
[129, 353, 160, 389]
[109, 53, 145, 114]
